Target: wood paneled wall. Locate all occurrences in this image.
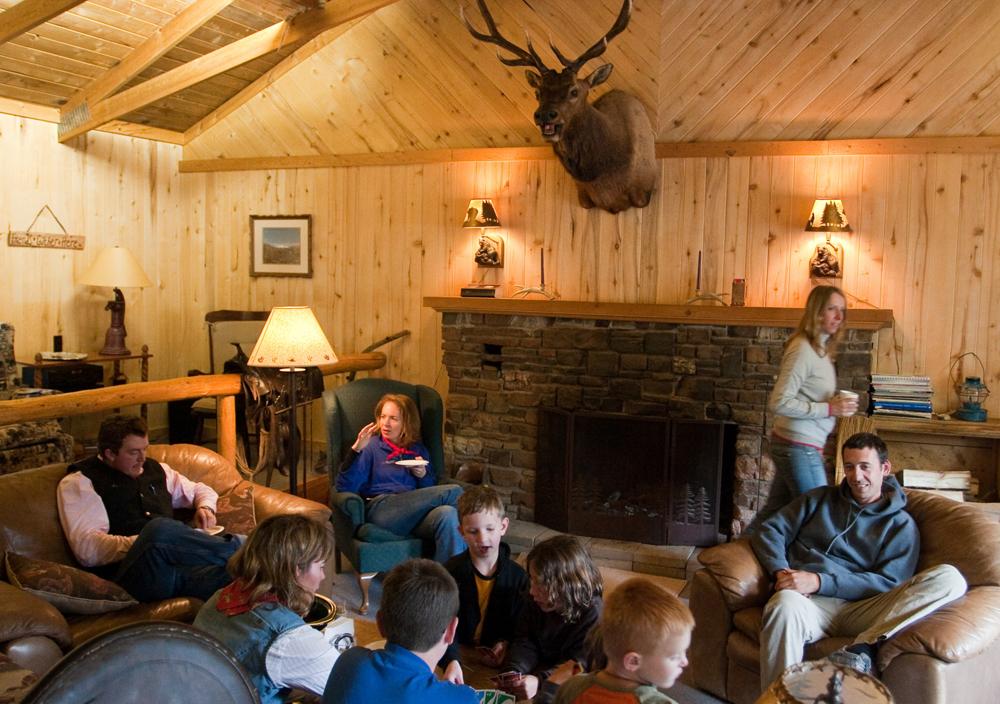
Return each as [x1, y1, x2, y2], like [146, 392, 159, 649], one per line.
[0, 114, 196, 395]
[183, 150, 1000, 417]
[4, 113, 999, 421]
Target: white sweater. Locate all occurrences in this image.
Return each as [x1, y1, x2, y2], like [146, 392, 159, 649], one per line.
[768, 335, 836, 449]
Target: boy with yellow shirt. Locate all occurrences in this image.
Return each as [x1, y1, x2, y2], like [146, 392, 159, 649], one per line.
[440, 486, 529, 684]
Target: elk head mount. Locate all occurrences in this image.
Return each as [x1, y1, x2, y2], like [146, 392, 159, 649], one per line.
[462, 0, 656, 214]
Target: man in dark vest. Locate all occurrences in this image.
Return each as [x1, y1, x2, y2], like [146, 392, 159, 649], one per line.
[57, 414, 239, 601]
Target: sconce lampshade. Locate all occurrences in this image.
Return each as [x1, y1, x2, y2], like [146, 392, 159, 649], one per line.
[805, 199, 852, 233]
[78, 246, 153, 288]
[462, 199, 501, 228]
[249, 306, 337, 369]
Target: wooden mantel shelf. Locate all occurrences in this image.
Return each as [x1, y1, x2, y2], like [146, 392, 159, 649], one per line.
[423, 297, 893, 330]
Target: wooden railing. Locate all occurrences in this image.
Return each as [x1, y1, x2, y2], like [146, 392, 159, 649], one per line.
[0, 352, 387, 465]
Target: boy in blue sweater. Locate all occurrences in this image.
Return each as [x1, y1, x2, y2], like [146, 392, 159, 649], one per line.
[752, 432, 967, 690]
[322, 559, 477, 704]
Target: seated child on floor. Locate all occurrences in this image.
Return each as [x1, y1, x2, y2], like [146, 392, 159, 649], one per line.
[499, 535, 604, 701]
[322, 558, 478, 704]
[554, 577, 694, 704]
[440, 486, 529, 684]
[193, 514, 339, 704]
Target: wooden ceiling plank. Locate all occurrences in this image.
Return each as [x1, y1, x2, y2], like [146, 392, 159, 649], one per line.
[184, 19, 358, 143]
[58, 0, 398, 142]
[0, 0, 86, 45]
[738, 0, 920, 141]
[61, 0, 236, 116]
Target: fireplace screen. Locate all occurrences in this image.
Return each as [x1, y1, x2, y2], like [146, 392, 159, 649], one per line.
[536, 409, 734, 546]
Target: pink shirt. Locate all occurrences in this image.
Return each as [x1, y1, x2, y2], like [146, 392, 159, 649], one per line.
[57, 461, 218, 567]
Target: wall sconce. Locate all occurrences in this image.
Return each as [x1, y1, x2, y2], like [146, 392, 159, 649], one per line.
[463, 198, 504, 268]
[806, 199, 851, 279]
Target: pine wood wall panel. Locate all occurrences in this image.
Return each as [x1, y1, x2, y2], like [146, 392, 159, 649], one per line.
[0, 114, 191, 428]
[4, 115, 1000, 423]
[175, 148, 998, 416]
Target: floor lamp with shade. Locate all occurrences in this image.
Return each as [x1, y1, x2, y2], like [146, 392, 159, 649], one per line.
[248, 307, 337, 496]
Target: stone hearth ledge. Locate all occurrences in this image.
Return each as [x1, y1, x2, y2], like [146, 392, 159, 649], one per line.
[424, 297, 894, 330]
[505, 518, 700, 586]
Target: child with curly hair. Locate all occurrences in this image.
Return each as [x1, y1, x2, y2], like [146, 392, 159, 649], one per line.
[500, 535, 603, 701]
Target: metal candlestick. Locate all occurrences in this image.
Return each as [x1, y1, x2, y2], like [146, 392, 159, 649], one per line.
[513, 248, 559, 299]
[685, 250, 728, 306]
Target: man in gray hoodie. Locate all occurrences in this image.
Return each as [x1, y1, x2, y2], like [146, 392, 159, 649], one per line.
[752, 432, 967, 690]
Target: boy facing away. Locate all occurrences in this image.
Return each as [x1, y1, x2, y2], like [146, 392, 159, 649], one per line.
[440, 485, 529, 683]
[322, 559, 477, 704]
[554, 578, 693, 704]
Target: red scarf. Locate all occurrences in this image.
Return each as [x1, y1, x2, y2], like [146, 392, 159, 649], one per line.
[382, 433, 419, 462]
[215, 580, 281, 616]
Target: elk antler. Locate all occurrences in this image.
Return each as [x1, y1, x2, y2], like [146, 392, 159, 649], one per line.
[460, 0, 549, 72]
[551, 0, 632, 73]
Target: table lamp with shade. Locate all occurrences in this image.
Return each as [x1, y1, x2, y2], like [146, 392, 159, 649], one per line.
[78, 246, 153, 356]
[248, 306, 337, 496]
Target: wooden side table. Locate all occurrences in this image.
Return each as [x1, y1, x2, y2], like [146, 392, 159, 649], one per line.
[18, 345, 152, 418]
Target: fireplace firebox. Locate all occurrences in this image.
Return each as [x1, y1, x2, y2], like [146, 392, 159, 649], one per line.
[537, 409, 736, 546]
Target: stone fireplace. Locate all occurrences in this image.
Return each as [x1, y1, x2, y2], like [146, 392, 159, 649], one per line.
[430, 299, 883, 538]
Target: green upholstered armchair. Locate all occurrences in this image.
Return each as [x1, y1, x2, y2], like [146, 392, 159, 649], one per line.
[323, 378, 445, 613]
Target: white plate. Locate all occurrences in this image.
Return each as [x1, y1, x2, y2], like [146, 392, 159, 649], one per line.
[395, 459, 429, 467]
[40, 351, 88, 361]
[197, 525, 225, 536]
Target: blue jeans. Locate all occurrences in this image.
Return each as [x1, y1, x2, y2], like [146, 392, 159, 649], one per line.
[749, 439, 827, 533]
[114, 517, 239, 602]
[366, 485, 464, 562]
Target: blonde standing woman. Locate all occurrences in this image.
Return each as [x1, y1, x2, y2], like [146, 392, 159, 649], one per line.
[750, 285, 859, 531]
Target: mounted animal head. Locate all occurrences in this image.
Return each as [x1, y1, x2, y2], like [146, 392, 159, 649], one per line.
[461, 0, 656, 213]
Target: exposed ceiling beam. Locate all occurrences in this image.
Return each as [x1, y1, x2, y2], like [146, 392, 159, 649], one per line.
[184, 18, 361, 144]
[0, 96, 185, 144]
[0, 0, 85, 45]
[60, 0, 236, 118]
[176, 136, 1000, 173]
[57, 0, 399, 144]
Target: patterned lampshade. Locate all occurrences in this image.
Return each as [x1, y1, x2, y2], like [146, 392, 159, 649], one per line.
[462, 199, 501, 228]
[805, 199, 852, 232]
[248, 306, 337, 369]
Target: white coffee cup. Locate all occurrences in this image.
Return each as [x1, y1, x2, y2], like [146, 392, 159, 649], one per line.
[838, 390, 859, 402]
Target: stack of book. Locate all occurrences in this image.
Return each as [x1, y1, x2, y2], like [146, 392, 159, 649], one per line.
[869, 374, 933, 419]
[898, 468, 974, 502]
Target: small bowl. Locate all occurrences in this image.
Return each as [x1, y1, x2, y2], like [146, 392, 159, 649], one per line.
[305, 594, 338, 630]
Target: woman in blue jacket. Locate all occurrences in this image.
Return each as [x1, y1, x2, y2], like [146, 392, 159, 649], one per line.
[336, 394, 463, 562]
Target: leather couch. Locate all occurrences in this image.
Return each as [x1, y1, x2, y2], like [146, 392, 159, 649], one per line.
[0, 443, 331, 675]
[688, 489, 1000, 703]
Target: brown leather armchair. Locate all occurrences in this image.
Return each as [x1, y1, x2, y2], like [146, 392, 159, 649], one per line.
[0, 443, 331, 675]
[689, 490, 1000, 704]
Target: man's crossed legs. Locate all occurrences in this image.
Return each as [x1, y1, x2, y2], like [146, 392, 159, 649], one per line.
[759, 564, 967, 690]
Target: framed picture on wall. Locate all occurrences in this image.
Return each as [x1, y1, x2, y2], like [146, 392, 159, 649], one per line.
[250, 215, 312, 277]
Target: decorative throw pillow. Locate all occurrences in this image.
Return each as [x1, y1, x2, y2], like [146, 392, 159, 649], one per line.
[215, 481, 256, 536]
[0, 652, 38, 702]
[4, 553, 138, 615]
